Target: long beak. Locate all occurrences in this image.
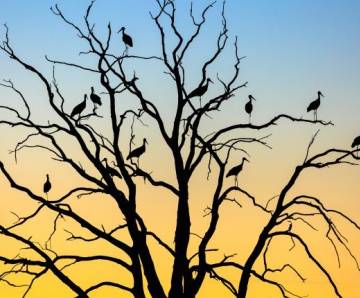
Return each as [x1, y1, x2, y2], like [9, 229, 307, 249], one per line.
[209, 79, 213, 84]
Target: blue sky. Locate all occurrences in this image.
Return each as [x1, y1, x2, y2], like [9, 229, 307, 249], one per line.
[0, 0, 359, 146]
[0, 2, 360, 296]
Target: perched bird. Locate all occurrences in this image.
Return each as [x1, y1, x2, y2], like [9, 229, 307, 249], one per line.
[226, 157, 249, 187]
[351, 135, 360, 157]
[71, 94, 87, 119]
[43, 174, 51, 199]
[245, 95, 256, 124]
[188, 78, 213, 99]
[118, 27, 133, 48]
[90, 87, 102, 106]
[102, 158, 122, 179]
[307, 91, 324, 121]
[127, 138, 148, 161]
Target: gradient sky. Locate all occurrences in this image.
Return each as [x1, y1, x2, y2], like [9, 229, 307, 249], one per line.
[0, 1, 360, 297]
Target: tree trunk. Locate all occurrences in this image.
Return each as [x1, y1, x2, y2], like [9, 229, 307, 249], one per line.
[169, 187, 191, 298]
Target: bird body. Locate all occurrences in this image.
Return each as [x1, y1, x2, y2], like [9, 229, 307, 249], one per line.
[245, 95, 256, 123]
[43, 174, 51, 198]
[127, 138, 148, 160]
[188, 78, 213, 99]
[118, 27, 133, 47]
[352, 135, 360, 157]
[71, 94, 87, 119]
[307, 91, 324, 121]
[102, 158, 122, 179]
[226, 157, 249, 187]
[352, 135, 360, 148]
[90, 87, 102, 106]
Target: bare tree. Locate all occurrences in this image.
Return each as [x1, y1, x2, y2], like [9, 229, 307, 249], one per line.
[0, 1, 359, 298]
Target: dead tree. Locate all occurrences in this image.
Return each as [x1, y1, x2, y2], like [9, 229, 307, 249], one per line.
[0, 1, 359, 298]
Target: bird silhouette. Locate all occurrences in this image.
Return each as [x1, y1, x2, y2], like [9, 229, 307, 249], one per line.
[118, 27, 133, 51]
[307, 91, 324, 121]
[351, 135, 360, 157]
[127, 138, 148, 163]
[102, 158, 122, 179]
[226, 157, 249, 187]
[71, 94, 87, 119]
[90, 87, 102, 107]
[188, 78, 213, 99]
[245, 95, 256, 124]
[43, 174, 51, 199]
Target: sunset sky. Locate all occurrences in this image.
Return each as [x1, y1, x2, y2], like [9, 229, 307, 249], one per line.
[0, 1, 359, 297]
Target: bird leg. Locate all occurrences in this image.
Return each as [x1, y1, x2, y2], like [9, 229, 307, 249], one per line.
[199, 96, 212, 119]
[234, 176, 238, 187]
[249, 114, 251, 124]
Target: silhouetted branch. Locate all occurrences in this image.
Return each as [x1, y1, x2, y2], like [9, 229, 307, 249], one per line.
[133, 168, 179, 196]
[0, 225, 88, 297]
[146, 231, 176, 257]
[0, 79, 30, 119]
[281, 195, 360, 270]
[83, 281, 132, 295]
[46, 56, 99, 73]
[268, 231, 342, 298]
[57, 254, 131, 272]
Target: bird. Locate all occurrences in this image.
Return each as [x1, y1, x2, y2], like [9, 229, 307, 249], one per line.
[127, 138, 148, 162]
[226, 157, 249, 187]
[43, 174, 51, 199]
[102, 158, 122, 179]
[90, 87, 102, 107]
[188, 78, 213, 99]
[70, 94, 87, 119]
[307, 91, 324, 121]
[245, 95, 256, 124]
[118, 27, 133, 49]
[351, 135, 360, 157]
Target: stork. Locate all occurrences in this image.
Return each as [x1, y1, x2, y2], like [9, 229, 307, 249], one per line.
[43, 174, 51, 199]
[127, 138, 148, 166]
[226, 157, 249, 187]
[188, 78, 213, 99]
[118, 27, 133, 54]
[307, 91, 324, 121]
[187, 78, 213, 112]
[70, 94, 87, 119]
[351, 135, 360, 157]
[102, 158, 122, 179]
[90, 87, 102, 107]
[245, 95, 256, 124]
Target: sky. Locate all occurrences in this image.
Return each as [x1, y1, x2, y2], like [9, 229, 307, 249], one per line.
[0, 0, 360, 297]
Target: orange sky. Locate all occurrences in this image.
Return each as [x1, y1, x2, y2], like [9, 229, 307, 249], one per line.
[0, 1, 360, 297]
